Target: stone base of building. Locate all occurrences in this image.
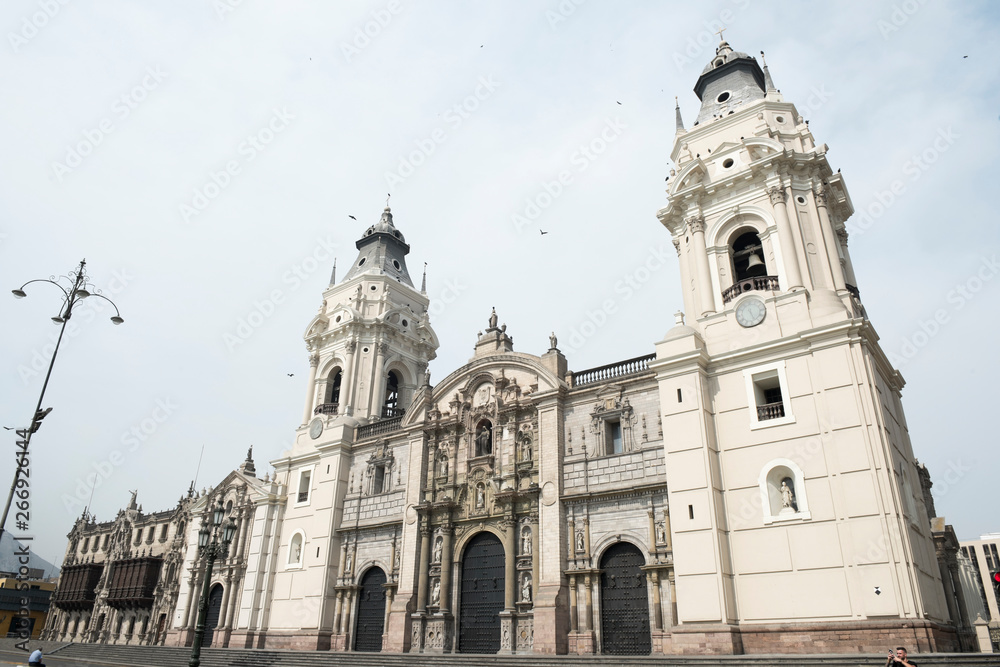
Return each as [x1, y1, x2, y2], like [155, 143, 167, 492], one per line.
[228, 630, 331, 651]
[567, 630, 595, 654]
[668, 623, 744, 655]
[651, 629, 672, 654]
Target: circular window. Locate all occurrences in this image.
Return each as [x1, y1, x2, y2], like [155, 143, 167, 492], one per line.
[796, 196, 806, 205]
[335, 315, 342, 323]
[358, 257, 366, 266]
[716, 91, 730, 103]
[722, 158, 734, 169]
[775, 115, 785, 124]
[362, 347, 370, 354]
[392, 260, 400, 270]
[393, 230, 400, 238]
[370, 285, 377, 291]
[401, 319, 408, 327]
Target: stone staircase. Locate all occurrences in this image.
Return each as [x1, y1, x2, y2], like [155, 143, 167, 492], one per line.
[1, 640, 998, 667]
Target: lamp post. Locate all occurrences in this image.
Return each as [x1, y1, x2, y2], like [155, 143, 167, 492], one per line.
[189, 499, 237, 667]
[0, 259, 124, 540]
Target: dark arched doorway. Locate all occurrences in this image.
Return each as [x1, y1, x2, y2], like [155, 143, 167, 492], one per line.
[458, 532, 504, 654]
[201, 583, 224, 647]
[354, 567, 387, 651]
[599, 542, 651, 655]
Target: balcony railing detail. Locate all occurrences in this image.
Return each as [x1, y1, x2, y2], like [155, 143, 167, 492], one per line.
[51, 563, 104, 611]
[356, 416, 403, 440]
[314, 403, 339, 416]
[381, 406, 405, 418]
[722, 275, 780, 304]
[572, 353, 656, 388]
[756, 401, 786, 421]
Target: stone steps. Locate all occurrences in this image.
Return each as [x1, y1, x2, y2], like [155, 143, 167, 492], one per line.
[1, 640, 997, 667]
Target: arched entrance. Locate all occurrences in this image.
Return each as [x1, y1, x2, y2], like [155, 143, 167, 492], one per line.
[599, 542, 651, 655]
[354, 566, 387, 651]
[201, 583, 224, 646]
[458, 532, 504, 654]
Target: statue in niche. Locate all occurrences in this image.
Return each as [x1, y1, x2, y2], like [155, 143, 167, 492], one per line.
[432, 536, 443, 563]
[292, 540, 302, 563]
[521, 527, 532, 555]
[430, 579, 441, 605]
[520, 435, 532, 462]
[439, 455, 448, 477]
[475, 484, 486, 510]
[576, 531, 585, 553]
[475, 421, 493, 456]
[345, 552, 353, 573]
[780, 479, 796, 510]
[393, 548, 400, 571]
[655, 521, 667, 545]
[521, 572, 532, 602]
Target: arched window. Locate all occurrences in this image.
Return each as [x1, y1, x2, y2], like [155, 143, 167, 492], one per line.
[731, 229, 768, 281]
[325, 369, 342, 405]
[382, 371, 400, 417]
[758, 458, 811, 524]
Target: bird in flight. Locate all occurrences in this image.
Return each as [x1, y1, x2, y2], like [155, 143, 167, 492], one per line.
[287, 373, 294, 377]
[348, 215, 357, 220]
[539, 229, 549, 235]
[616, 101, 622, 105]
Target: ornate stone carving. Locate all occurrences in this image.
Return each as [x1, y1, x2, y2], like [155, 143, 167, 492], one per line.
[684, 215, 705, 234]
[309, 353, 320, 368]
[767, 186, 788, 205]
[814, 186, 829, 206]
[672, 237, 681, 255]
[345, 340, 357, 353]
[515, 617, 534, 652]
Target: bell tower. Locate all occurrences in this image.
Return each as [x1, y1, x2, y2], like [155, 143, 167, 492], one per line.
[652, 39, 952, 653]
[298, 206, 439, 430]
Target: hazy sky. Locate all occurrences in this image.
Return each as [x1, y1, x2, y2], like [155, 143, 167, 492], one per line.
[1, 1, 998, 564]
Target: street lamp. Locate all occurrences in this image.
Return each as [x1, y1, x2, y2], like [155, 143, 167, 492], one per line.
[0, 259, 124, 539]
[189, 499, 237, 667]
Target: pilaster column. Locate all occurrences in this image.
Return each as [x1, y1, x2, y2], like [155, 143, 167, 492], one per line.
[836, 228, 859, 286]
[301, 353, 320, 425]
[333, 591, 343, 636]
[687, 215, 716, 315]
[416, 521, 430, 612]
[530, 517, 539, 601]
[813, 187, 845, 290]
[504, 516, 516, 610]
[440, 522, 453, 614]
[583, 517, 591, 561]
[341, 341, 357, 413]
[568, 574, 579, 632]
[583, 574, 594, 632]
[646, 509, 656, 554]
[218, 573, 232, 630]
[184, 567, 200, 628]
[650, 571, 663, 631]
[662, 508, 672, 549]
[768, 186, 804, 290]
[667, 571, 677, 628]
[673, 237, 697, 322]
[368, 341, 388, 418]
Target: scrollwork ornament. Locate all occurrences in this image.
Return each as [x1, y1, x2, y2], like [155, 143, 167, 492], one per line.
[767, 186, 788, 205]
[684, 215, 705, 234]
[814, 186, 829, 206]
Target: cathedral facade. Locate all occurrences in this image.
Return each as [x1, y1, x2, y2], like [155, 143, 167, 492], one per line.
[45, 39, 958, 655]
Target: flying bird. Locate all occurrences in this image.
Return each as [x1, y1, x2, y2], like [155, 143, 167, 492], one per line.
[348, 215, 356, 220]
[539, 229, 549, 235]
[287, 373, 294, 377]
[616, 101, 622, 105]
[2, 426, 12, 431]
[963, 55, 968, 58]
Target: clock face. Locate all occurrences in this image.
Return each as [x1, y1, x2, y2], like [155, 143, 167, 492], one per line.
[309, 417, 323, 440]
[735, 297, 766, 328]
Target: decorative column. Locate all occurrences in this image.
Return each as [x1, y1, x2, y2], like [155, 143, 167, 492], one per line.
[332, 591, 343, 640]
[673, 237, 697, 322]
[341, 341, 357, 413]
[767, 185, 804, 290]
[649, 571, 663, 631]
[416, 520, 431, 612]
[646, 509, 656, 555]
[662, 508, 672, 549]
[368, 341, 388, 418]
[301, 353, 320, 425]
[687, 215, 716, 316]
[568, 574, 578, 633]
[504, 517, 516, 610]
[440, 522, 453, 614]
[582, 517, 591, 561]
[217, 573, 232, 636]
[530, 517, 539, 601]
[814, 187, 845, 290]
[583, 574, 594, 632]
[836, 228, 859, 287]
[667, 571, 677, 628]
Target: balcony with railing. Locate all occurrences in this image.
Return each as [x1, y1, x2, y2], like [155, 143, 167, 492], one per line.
[314, 403, 339, 416]
[51, 563, 104, 611]
[105, 557, 163, 609]
[722, 275, 780, 304]
[356, 416, 403, 440]
[381, 406, 405, 418]
[756, 401, 786, 421]
[571, 353, 655, 388]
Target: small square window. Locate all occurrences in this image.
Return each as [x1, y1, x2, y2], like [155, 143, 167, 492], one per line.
[373, 465, 386, 495]
[297, 469, 312, 504]
[744, 362, 795, 428]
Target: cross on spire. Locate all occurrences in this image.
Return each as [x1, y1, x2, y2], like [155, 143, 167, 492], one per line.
[715, 27, 726, 42]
